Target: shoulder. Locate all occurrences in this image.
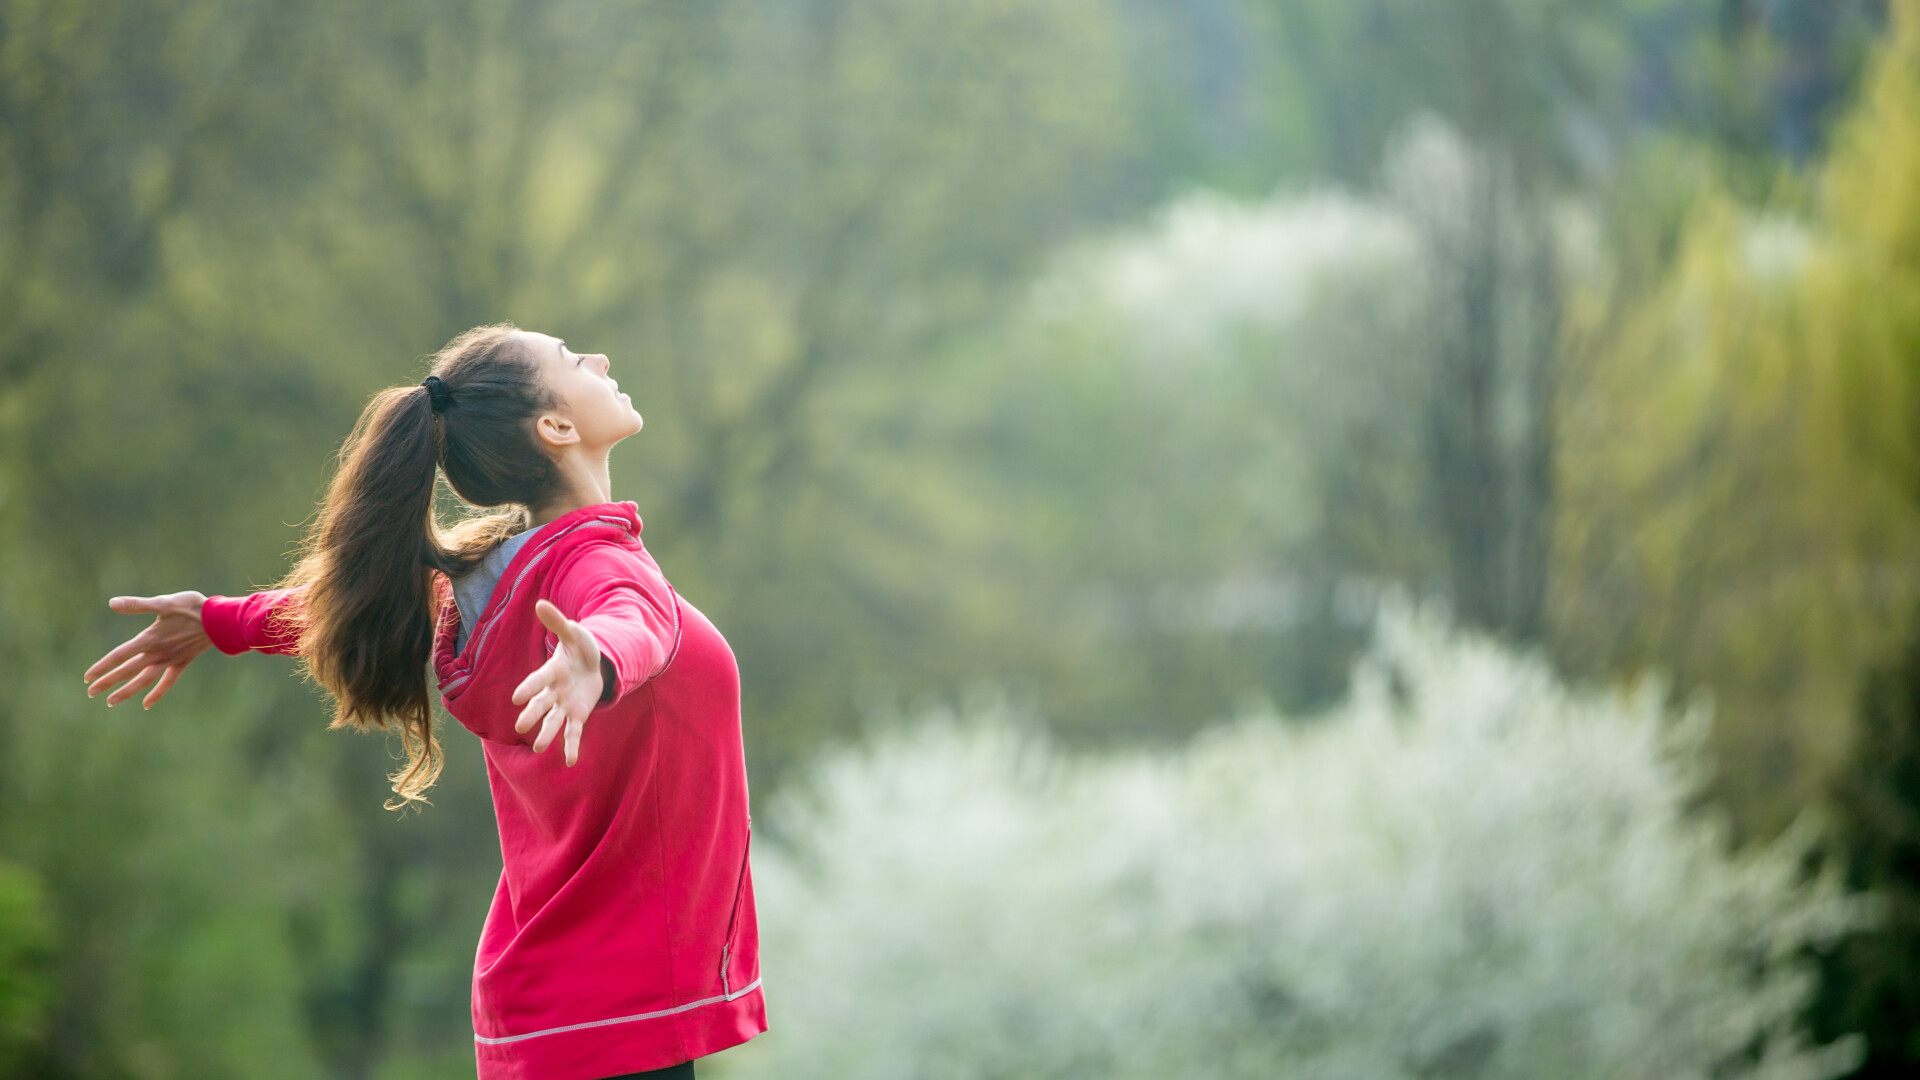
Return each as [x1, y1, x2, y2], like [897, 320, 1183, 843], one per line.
[545, 532, 661, 591]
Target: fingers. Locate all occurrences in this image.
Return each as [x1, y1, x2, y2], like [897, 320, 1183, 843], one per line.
[534, 598, 571, 637]
[512, 650, 565, 706]
[531, 701, 566, 754]
[143, 665, 183, 710]
[106, 664, 163, 707]
[521, 697, 588, 766]
[514, 609, 594, 763]
[108, 592, 202, 617]
[107, 595, 170, 615]
[84, 638, 150, 684]
[515, 683, 556, 734]
[87, 592, 202, 683]
[88, 651, 149, 698]
[534, 599, 599, 659]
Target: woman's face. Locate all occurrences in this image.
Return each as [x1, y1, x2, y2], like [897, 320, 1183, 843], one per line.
[520, 331, 644, 449]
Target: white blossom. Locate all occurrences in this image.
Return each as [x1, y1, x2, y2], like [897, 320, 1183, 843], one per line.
[1031, 188, 1420, 361]
[719, 605, 1864, 1080]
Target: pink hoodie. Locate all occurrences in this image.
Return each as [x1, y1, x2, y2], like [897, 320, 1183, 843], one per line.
[202, 502, 765, 1080]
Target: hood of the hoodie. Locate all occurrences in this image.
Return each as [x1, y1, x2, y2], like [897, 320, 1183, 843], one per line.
[432, 500, 644, 717]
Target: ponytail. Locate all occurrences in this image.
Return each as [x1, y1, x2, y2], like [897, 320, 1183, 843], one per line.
[281, 384, 446, 807]
[279, 324, 559, 808]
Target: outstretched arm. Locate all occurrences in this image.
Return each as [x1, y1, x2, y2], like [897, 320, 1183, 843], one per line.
[83, 592, 216, 709]
[84, 587, 305, 709]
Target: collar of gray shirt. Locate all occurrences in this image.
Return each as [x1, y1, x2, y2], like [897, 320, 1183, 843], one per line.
[451, 529, 538, 655]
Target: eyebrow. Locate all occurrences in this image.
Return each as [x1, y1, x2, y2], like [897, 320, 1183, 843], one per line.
[556, 339, 577, 365]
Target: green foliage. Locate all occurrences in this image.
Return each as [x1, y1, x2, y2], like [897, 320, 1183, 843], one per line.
[1553, 196, 1898, 834]
[0, 0, 1902, 1074]
[1798, 4, 1920, 1068]
[1551, 0, 1920, 840]
[1223, 0, 1884, 188]
[1811, 619, 1920, 1074]
[1543, 9, 1920, 1062]
[1253, 0, 1640, 181]
[0, 858, 53, 1074]
[0, 1, 1142, 1074]
[1814, 0, 1920, 508]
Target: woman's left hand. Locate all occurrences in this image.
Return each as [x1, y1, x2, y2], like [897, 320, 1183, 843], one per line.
[512, 599, 608, 766]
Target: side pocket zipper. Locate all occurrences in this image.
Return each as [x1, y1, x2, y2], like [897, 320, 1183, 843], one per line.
[718, 823, 752, 997]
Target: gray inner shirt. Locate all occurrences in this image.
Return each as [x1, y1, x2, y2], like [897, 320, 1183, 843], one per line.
[451, 529, 537, 654]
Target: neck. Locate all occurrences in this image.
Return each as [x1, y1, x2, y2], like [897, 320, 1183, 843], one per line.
[529, 447, 615, 527]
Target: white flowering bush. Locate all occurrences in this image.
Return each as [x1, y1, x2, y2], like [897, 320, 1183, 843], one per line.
[718, 607, 1865, 1080]
[1031, 188, 1422, 360]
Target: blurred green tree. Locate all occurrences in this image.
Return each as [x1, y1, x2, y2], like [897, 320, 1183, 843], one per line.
[1786, 0, 1920, 1069]
[0, 859, 53, 1076]
[1, 0, 1141, 1075]
[1812, 623, 1920, 1076]
[1551, 0, 1920, 839]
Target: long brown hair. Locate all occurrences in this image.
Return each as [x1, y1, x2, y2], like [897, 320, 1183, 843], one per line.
[278, 323, 561, 808]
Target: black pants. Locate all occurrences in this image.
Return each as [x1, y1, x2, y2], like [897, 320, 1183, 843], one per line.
[601, 1062, 693, 1080]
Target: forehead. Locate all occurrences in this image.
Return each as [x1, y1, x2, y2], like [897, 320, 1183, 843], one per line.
[517, 331, 567, 361]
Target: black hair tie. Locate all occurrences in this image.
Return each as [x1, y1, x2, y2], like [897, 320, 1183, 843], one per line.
[421, 374, 452, 413]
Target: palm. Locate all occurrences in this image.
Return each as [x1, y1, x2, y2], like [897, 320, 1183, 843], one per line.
[84, 591, 215, 708]
[512, 598, 607, 766]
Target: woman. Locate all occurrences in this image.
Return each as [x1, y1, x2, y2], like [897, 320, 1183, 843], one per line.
[81, 324, 764, 1080]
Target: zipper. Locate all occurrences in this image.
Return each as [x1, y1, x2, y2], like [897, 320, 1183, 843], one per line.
[718, 823, 752, 996]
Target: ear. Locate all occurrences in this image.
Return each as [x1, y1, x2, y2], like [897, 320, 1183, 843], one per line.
[535, 411, 581, 449]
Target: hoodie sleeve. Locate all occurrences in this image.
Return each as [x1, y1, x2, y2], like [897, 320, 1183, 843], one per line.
[201, 588, 303, 657]
[546, 542, 680, 708]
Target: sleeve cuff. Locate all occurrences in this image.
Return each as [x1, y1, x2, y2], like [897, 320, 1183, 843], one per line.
[585, 627, 639, 710]
[200, 595, 253, 656]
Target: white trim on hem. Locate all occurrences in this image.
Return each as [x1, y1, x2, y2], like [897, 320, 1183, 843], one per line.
[473, 978, 763, 1046]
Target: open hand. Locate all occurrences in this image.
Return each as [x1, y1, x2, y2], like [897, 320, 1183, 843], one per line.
[84, 592, 214, 709]
[511, 599, 608, 766]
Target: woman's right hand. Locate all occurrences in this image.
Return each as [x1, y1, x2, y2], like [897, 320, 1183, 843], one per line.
[84, 592, 215, 709]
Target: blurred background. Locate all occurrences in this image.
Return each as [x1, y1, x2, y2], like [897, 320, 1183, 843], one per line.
[3, 0, 1920, 1076]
